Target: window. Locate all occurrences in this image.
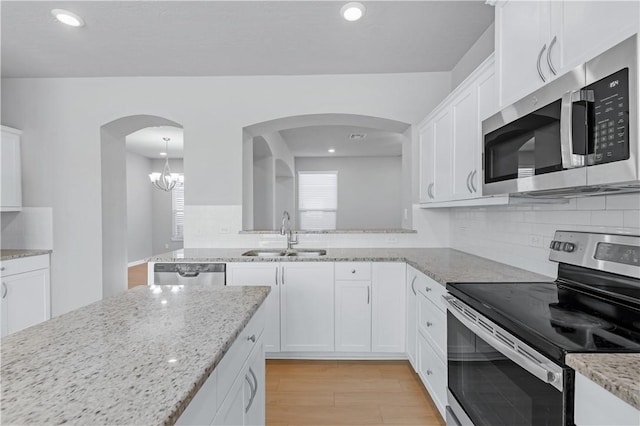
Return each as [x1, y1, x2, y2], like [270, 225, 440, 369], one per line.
[297, 171, 337, 230]
[172, 175, 185, 240]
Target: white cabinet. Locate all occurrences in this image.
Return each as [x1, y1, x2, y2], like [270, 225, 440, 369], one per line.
[280, 262, 335, 352]
[0, 254, 50, 337]
[335, 262, 371, 352]
[371, 263, 406, 353]
[406, 266, 419, 370]
[226, 262, 280, 352]
[574, 372, 640, 426]
[243, 340, 266, 426]
[495, 0, 640, 107]
[1, 126, 22, 212]
[418, 334, 447, 418]
[419, 55, 498, 206]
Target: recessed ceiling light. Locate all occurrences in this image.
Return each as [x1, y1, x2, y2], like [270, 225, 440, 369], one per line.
[328, 149, 336, 153]
[51, 9, 85, 27]
[341, 2, 365, 22]
[159, 152, 167, 156]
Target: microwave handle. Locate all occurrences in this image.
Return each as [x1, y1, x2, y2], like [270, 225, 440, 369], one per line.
[560, 89, 594, 169]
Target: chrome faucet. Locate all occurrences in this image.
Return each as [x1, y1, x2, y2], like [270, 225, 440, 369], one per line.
[280, 210, 299, 251]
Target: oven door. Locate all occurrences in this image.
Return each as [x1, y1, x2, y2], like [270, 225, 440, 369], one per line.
[444, 296, 571, 426]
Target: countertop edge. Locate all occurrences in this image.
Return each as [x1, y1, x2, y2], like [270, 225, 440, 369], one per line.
[566, 353, 640, 411]
[0, 249, 52, 261]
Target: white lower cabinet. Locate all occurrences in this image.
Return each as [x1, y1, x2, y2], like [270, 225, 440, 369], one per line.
[178, 304, 266, 426]
[335, 280, 371, 352]
[406, 266, 419, 370]
[371, 262, 406, 353]
[574, 372, 640, 426]
[0, 254, 50, 337]
[418, 334, 447, 419]
[280, 262, 335, 352]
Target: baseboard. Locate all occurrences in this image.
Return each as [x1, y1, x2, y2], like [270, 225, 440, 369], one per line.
[266, 352, 407, 360]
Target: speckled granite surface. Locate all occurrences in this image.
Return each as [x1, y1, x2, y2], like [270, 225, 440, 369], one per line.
[566, 353, 640, 410]
[0, 249, 51, 261]
[1, 284, 270, 425]
[150, 248, 552, 285]
[239, 228, 418, 234]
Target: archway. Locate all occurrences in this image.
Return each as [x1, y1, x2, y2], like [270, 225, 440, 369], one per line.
[100, 115, 182, 298]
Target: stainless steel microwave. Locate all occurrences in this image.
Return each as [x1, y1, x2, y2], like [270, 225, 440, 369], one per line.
[482, 35, 639, 197]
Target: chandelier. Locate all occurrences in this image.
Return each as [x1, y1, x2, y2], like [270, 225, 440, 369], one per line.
[148, 137, 178, 191]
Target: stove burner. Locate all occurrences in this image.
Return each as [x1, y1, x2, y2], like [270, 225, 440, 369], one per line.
[548, 303, 613, 330]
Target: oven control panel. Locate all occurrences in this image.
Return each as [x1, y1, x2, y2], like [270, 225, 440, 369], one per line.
[550, 231, 640, 278]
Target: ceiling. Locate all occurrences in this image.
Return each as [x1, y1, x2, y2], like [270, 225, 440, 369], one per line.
[279, 125, 406, 157]
[126, 126, 184, 159]
[1, 1, 494, 78]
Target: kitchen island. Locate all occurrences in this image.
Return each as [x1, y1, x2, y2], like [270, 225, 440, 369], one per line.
[0, 284, 270, 425]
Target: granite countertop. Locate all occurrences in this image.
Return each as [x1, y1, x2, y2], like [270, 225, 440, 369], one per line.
[239, 228, 418, 234]
[150, 247, 552, 285]
[1, 284, 270, 425]
[566, 353, 640, 410]
[0, 248, 52, 261]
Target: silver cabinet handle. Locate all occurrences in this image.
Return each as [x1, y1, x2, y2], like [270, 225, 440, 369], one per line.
[367, 286, 370, 305]
[427, 183, 435, 199]
[426, 183, 431, 199]
[465, 171, 473, 193]
[0, 266, 5, 272]
[537, 44, 547, 82]
[351, 269, 356, 274]
[275, 267, 278, 286]
[547, 36, 557, 75]
[1, 282, 7, 299]
[410, 276, 417, 296]
[470, 170, 478, 193]
[281, 266, 285, 285]
[426, 369, 433, 376]
[426, 321, 433, 327]
[425, 286, 432, 293]
[245, 367, 258, 413]
[248, 334, 256, 343]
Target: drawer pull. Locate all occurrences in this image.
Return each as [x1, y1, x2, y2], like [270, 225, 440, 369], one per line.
[0, 267, 5, 272]
[2, 282, 7, 299]
[426, 321, 433, 327]
[248, 334, 256, 343]
[425, 286, 432, 293]
[426, 369, 433, 376]
[351, 269, 356, 274]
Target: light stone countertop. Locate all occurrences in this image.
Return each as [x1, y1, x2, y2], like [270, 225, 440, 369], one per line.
[566, 353, 640, 410]
[150, 247, 553, 285]
[0, 248, 52, 261]
[1, 284, 270, 425]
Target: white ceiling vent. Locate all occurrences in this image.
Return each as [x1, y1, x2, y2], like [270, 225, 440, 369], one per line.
[348, 133, 367, 140]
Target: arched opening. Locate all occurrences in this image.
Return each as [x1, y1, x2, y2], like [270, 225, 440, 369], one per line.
[100, 114, 183, 298]
[243, 113, 411, 231]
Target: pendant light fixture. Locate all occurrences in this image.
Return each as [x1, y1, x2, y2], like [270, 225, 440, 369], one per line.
[149, 137, 178, 191]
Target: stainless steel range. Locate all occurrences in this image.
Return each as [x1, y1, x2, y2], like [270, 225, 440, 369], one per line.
[445, 231, 640, 426]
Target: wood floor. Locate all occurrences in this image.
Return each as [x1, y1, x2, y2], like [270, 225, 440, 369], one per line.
[127, 263, 148, 289]
[266, 360, 445, 426]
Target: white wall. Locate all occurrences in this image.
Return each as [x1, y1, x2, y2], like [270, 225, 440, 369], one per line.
[450, 23, 495, 90]
[1, 208, 53, 249]
[151, 158, 184, 256]
[126, 152, 152, 262]
[295, 156, 402, 229]
[450, 193, 640, 277]
[1, 71, 451, 315]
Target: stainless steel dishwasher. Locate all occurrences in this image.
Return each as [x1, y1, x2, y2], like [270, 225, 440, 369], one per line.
[153, 263, 226, 285]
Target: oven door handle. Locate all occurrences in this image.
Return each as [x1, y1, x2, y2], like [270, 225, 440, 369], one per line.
[443, 295, 563, 392]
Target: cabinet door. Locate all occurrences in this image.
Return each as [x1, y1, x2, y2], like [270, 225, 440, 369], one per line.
[2, 268, 50, 336]
[451, 89, 478, 200]
[371, 263, 406, 353]
[280, 263, 335, 352]
[432, 108, 453, 201]
[418, 120, 436, 203]
[496, 0, 551, 106]
[335, 280, 371, 352]
[418, 334, 447, 419]
[212, 374, 245, 426]
[0, 128, 22, 211]
[553, 1, 640, 74]
[406, 267, 418, 370]
[244, 341, 265, 426]
[226, 263, 280, 352]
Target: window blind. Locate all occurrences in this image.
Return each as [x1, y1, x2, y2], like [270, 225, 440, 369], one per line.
[172, 176, 185, 240]
[298, 172, 337, 230]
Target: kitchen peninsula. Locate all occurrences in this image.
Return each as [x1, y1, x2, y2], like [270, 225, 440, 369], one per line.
[0, 284, 270, 425]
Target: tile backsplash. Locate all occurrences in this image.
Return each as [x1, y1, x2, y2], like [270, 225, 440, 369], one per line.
[450, 193, 640, 277]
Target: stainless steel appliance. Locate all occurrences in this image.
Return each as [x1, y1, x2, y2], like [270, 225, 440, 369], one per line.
[445, 231, 640, 426]
[153, 263, 226, 285]
[483, 35, 639, 197]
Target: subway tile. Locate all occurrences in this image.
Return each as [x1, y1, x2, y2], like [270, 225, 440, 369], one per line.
[591, 210, 624, 227]
[605, 193, 640, 210]
[623, 210, 640, 229]
[576, 196, 606, 210]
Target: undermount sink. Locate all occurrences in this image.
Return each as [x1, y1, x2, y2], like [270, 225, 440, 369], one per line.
[241, 249, 327, 257]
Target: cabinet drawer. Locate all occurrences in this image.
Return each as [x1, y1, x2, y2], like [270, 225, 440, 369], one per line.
[416, 273, 446, 312]
[418, 295, 446, 361]
[418, 334, 447, 419]
[215, 303, 265, 410]
[335, 262, 371, 281]
[1, 254, 49, 277]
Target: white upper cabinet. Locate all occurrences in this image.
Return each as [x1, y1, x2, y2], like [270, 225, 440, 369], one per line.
[418, 121, 436, 203]
[496, 0, 640, 107]
[450, 89, 479, 200]
[431, 109, 453, 202]
[1, 126, 22, 212]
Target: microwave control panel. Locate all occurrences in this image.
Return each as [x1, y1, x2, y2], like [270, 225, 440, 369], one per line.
[590, 68, 629, 164]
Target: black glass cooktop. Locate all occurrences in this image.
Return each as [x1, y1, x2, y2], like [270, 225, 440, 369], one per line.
[446, 281, 640, 364]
